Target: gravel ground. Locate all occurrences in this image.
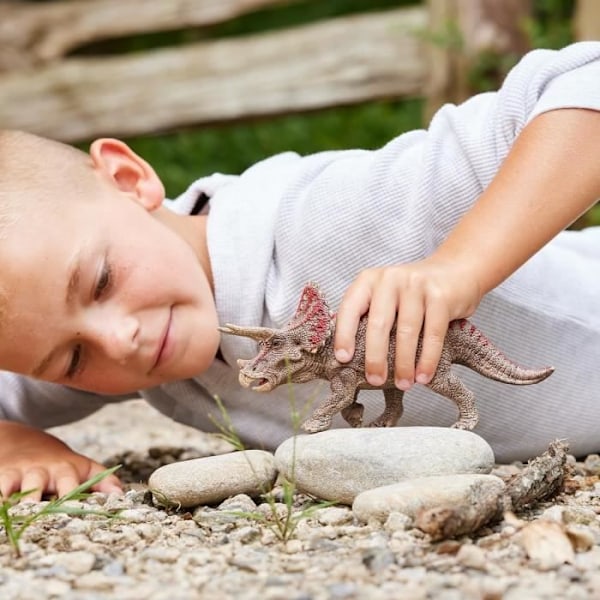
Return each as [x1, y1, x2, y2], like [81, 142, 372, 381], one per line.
[1, 399, 600, 600]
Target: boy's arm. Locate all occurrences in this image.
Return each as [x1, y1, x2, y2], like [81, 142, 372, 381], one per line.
[334, 107, 600, 388]
[0, 420, 122, 501]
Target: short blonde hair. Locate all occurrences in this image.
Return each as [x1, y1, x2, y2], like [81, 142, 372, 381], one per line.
[0, 130, 94, 219]
[0, 131, 96, 322]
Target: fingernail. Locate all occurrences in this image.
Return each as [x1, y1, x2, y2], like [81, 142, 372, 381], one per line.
[395, 379, 412, 391]
[367, 374, 385, 386]
[335, 349, 350, 362]
[416, 373, 431, 385]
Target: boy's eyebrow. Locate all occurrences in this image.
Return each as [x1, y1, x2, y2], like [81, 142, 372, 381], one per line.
[32, 348, 57, 378]
[66, 256, 81, 305]
[32, 254, 81, 378]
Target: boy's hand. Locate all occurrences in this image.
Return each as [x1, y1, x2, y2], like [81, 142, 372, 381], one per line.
[334, 258, 482, 391]
[0, 420, 122, 502]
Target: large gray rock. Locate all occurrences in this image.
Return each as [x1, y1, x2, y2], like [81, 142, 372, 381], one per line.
[275, 427, 494, 504]
[148, 450, 277, 508]
[352, 473, 506, 523]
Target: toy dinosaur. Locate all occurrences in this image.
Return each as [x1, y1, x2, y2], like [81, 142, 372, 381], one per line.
[219, 282, 554, 433]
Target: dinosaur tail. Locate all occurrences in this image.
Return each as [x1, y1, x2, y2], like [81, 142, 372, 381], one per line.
[448, 319, 554, 385]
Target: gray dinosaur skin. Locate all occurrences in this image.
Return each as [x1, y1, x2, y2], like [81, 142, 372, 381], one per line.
[219, 284, 554, 433]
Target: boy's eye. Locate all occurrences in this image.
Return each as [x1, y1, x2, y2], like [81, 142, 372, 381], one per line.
[66, 344, 83, 379]
[94, 263, 112, 300]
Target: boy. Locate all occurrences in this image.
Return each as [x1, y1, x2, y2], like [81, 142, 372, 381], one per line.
[0, 42, 599, 500]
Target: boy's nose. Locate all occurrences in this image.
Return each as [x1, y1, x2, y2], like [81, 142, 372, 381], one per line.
[90, 314, 140, 363]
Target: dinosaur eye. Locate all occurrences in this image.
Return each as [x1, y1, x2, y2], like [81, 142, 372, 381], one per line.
[270, 338, 282, 349]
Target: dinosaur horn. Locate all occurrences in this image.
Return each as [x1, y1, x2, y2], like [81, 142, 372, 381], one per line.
[218, 324, 275, 341]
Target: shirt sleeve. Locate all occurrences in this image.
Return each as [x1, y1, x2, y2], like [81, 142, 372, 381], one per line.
[527, 43, 600, 122]
[0, 371, 134, 429]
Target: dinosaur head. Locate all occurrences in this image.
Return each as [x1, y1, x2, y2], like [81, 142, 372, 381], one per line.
[219, 282, 335, 391]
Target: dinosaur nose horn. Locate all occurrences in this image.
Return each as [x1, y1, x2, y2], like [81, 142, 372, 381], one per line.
[218, 324, 275, 341]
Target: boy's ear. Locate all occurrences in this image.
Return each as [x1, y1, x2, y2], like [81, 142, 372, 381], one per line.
[89, 138, 165, 210]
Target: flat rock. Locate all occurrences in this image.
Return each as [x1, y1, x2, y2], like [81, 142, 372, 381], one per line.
[352, 473, 506, 523]
[148, 450, 277, 508]
[275, 427, 494, 504]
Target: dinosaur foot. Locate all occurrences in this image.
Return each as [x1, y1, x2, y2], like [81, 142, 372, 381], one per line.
[341, 402, 364, 428]
[450, 418, 478, 431]
[301, 415, 333, 433]
[368, 417, 396, 428]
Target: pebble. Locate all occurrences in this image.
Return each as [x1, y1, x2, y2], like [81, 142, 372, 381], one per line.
[275, 427, 494, 503]
[315, 506, 354, 526]
[148, 450, 277, 507]
[583, 454, 600, 475]
[352, 473, 505, 523]
[41, 551, 97, 576]
[455, 544, 487, 570]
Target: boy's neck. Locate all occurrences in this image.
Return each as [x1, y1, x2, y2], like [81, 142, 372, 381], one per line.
[155, 207, 214, 291]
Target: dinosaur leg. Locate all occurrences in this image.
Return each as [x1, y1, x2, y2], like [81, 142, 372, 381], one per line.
[368, 388, 404, 427]
[341, 391, 364, 428]
[427, 372, 479, 430]
[302, 369, 359, 433]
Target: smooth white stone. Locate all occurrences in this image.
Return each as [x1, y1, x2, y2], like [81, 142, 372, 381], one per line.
[353, 473, 505, 523]
[148, 450, 277, 508]
[275, 427, 495, 503]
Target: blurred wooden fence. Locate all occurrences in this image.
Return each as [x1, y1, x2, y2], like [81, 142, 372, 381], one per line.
[0, 0, 594, 142]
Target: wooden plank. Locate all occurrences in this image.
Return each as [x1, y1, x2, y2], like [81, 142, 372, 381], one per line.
[574, 0, 600, 41]
[424, 0, 532, 122]
[0, 7, 428, 142]
[0, 0, 290, 69]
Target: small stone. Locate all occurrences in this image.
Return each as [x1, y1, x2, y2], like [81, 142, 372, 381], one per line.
[518, 520, 575, 570]
[275, 427, 494, 504]
[315, 506, 353, 526]
[352, 473, 505, 523]
[362, 547, 396, 573]
[217, 493, 257, 514]
[73, 572, 114, 591]
[119, 508, 153, 523]
[565, 524, 596, 552]
[328, 582, 357, 599]
[102, 560, 125, 577]
[285, 539, 303, 554]
[563, 507, 598, 526]
[436, 540, 462, 555]
[255, 502, 289, 522]
[583, 454, 600, 476]
[142, 547, 181, 563]
[230, 526, 261, 544]
[455, 544, 487, 570]
[149, 450, 277, 508]
[44, 580, 71, 596]
[384, 511, 412, 533]
[45, 551, 97, 576]
[540, 505, 565, 523]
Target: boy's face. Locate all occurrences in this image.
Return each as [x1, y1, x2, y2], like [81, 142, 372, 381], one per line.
[0, 139, 220, 394]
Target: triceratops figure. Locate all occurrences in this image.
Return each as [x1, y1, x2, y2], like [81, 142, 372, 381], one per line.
[219, 282, 554, 433]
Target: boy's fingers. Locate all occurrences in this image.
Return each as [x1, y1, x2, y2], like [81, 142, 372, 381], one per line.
[393, 291, 424, 389]
[87, 462, 123, 494]
[416, 301, 449, 384]
[364, 284, 398, 386]
[52, 463, 81, 498]
[19, 467, 50, 502]
[0, 468, 21, 499]
[334, 278, 374, 362]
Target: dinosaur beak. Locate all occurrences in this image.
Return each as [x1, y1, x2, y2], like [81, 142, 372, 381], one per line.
[218, 324, 276, 341]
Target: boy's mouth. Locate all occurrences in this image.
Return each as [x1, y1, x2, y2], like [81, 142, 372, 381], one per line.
[151, 308, 173, 372]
